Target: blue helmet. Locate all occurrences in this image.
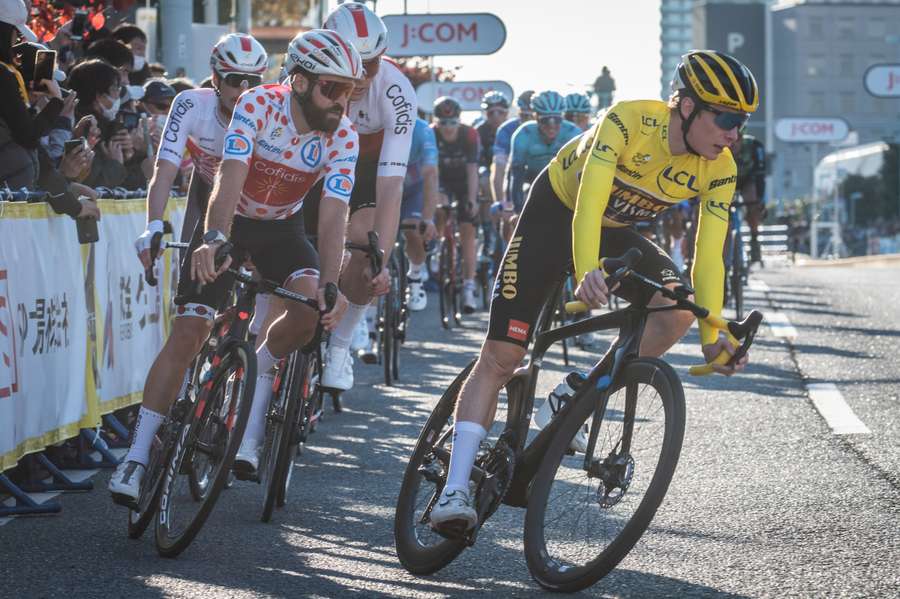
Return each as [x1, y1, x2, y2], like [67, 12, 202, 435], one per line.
[516, 90, 534, 111]
[481, 90, 510, 110]
[530, 90, 566, 116]
[565, 92, 592, 114]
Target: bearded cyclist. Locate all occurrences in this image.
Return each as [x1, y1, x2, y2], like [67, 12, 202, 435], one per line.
[564, 92, 593, 132]
[428, 50, 758, 532]
[109, 29, 363, 502]
[315, 2, 417, 393]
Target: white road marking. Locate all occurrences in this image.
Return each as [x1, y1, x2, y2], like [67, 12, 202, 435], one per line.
[807, 383, 872, 435]
[765, 312, 798, 341]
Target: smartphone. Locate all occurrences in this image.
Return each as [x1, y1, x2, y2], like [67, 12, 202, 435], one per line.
[76, 217, 99, 244]
[33, 50, 56, 87]
[70, 10, 88, 41]
[63, 137, 87, 155]
[119, 110, 140, 131]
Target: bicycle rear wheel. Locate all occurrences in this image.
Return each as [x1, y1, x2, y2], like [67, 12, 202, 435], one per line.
[524, 358, 685, 592]
[155, 342, 256, 557]
[394, 361, 475, 574]
[438, 238, 453, 330]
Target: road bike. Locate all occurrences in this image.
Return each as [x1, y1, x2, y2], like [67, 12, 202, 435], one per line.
[725, 196, 749, 320]
[394, 248, 763, 591]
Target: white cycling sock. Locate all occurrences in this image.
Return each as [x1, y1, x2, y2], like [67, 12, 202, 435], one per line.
[243, 372, 274, 448]
[407, 261, 425, 280]
[331, 302, 367, 349]
[125, 406, 166, 467]
[443, 421, 488, 496]
[256, 342, 278, 375]
[249, 293, 271, 337]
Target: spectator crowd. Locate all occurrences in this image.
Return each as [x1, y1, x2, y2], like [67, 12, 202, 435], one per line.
[0, 0, 208, 222]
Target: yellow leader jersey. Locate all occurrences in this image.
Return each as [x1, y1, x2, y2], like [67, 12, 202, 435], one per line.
[547, 99, 737, 345]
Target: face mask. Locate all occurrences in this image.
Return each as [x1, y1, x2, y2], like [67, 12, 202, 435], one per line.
[133, 55, 146, 71]
[101, 95, 121, 120]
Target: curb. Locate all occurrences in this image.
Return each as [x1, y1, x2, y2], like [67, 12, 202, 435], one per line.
[795, 253, 900, 268]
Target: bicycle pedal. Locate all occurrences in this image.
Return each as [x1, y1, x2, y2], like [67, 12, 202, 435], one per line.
[110, 492, 139, 511]
[431, 520, 474, 543]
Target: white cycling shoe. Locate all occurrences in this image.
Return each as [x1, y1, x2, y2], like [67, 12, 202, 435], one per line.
[109, 460, 145, 506]
[322, 345, 354, 391]
[407, 279, 427, 312]
[462, 284, 477, 315]
[533, 397, 590, 453]
[234, 438, 260, 473]
[430, 488, 477, 533]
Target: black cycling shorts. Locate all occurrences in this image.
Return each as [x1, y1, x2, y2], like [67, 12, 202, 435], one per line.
[174, 210, 319, 318]
[487, 167, 687, 348]
[303, 160, 378, 238]
[440, 184, 478, 225]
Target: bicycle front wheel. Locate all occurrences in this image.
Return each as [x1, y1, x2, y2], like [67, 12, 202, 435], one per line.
[524, 358, 685, 592]
[261, 354, 298, 523]
[155, 342, 257, 557]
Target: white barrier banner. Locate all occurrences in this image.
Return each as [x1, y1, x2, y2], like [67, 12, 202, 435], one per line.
[0, 205, 88, 470]
[91, 203, 167, 411]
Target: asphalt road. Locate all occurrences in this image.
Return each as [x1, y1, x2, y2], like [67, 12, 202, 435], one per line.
[1, 263, 899, 598]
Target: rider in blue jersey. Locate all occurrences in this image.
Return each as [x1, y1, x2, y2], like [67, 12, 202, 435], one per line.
[402, 118, 439, 311]
[491, 90, 533, 242]
[507, 90, 581, 212]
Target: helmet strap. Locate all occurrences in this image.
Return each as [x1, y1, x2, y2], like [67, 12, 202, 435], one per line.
[680, 95, 703, 157]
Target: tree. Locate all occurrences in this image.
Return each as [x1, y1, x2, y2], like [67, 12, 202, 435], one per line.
[390, 56, 457, 89]
[253, 0, 311, 27]
[29, 0, 110, 43]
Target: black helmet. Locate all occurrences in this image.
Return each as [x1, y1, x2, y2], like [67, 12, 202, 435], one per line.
[433, 96, 461, 119]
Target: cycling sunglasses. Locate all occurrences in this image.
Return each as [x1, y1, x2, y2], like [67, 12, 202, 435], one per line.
[316, 79, 355, 101]
[704, 105, 750, 132]
[224, 73, 263, 88]
[438, 117, 460, 127]
[538, 115, 562, 126]
[487, 107, 508, 117]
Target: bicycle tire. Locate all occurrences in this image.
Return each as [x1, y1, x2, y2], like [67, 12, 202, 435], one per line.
[261, 355, 298, 523]
[277, 350, 318, 508]
[394, 361, 475, 574]
[438, 238, 453, 330]
[127, 426, 170, 539]
[524, 358, 685, 592]
[155, 342, 257, 557]
[732, 231, 745, 320]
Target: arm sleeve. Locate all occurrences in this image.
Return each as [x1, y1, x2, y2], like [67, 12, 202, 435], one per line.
[321, 125, 359, 204]
[222, 89, 265, 165]
[376, 75, 417, 178]
[571, 106, 631, 284]
[0, 69, 63, 149]
[692, 166, 735, 345]
[156, 90, 198, 166]
[509, 127, 528, 168]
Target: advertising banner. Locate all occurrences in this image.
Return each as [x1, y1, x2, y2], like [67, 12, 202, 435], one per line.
[383, 13, 506, 57]
[416, 80, 514, 112]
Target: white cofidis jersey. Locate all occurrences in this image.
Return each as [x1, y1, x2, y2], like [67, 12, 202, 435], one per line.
[156, 88, 228, 185]
[348, 58, 416, 178]
[222, 84, 359, 220]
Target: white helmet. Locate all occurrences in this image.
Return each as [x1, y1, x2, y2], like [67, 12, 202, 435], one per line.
[324, 2, 388, 60]
[285, 29, 363, 81]
[210, 33, 268, 77]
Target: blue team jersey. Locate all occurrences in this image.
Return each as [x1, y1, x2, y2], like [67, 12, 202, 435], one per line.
[405, 118, 438, 188]
[492, 117, 526, 160]
[509, 120, 582, 175]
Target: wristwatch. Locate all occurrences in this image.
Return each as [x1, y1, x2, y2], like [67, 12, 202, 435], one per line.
[203, 229, 227, 245]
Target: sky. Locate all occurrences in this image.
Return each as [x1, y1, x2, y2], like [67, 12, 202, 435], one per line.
[357, 0, 664, 102]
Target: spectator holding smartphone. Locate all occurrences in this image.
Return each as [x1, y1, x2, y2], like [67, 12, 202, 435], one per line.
[68, 58, 131, 188]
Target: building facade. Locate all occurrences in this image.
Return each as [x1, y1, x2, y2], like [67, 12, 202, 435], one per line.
[661, 0, 696, 99]
[772, 0, 900, 203]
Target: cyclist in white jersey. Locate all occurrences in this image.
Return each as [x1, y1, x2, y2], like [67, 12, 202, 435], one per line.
[110, 29, 364, 502]
[311, 2, 417, 393]
[134, 33, 268, 263]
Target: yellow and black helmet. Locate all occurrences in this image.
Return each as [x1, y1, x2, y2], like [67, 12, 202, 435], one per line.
[672, 50, 759, 113]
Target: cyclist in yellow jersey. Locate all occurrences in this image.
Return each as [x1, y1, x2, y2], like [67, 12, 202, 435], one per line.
[429, 51, 760, 532]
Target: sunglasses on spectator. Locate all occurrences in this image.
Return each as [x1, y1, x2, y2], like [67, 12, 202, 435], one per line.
[438, 118, 460, 127]
[704, 105, 749, 132]
[315, 79, 355, 101]
[363, 57, 381, 79]
[538, 116, 562, 126]
[224, 73, 262, 88]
